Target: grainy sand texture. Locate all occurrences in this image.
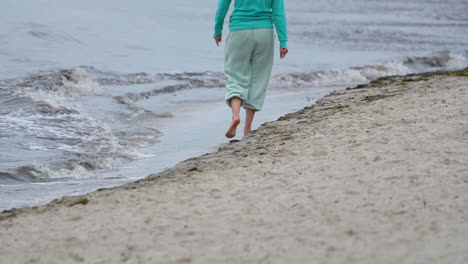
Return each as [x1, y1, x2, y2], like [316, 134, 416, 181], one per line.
[1, 69, 468, 264]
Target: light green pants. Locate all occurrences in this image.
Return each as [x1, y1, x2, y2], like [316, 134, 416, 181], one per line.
[224, 28, 274, 111]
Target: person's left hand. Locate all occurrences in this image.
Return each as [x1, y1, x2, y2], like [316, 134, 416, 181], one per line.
[280, 48, 288, 59]
[214, 35, 222, 46]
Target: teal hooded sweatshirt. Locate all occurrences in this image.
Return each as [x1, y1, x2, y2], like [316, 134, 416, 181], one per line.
[214, 0, 288, 49]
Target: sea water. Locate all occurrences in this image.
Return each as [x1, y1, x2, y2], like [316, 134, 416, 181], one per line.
[1, 0, 467, 210]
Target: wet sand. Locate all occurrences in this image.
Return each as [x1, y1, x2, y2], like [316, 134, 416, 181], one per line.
[1, 69, 468, 264]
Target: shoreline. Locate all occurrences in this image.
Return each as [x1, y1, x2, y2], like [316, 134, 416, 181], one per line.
[0, 85, 338, 211]
[1, 69, 468, 263]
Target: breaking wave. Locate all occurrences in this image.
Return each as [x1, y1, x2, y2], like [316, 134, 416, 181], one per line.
[0, 69, 162, 181]
[271, 50, 468, 87]
[105, 49, 468, 107]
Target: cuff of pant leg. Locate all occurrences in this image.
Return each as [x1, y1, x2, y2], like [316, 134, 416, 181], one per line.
[242, 103, 260, 111]
[225, 95, 246, 108]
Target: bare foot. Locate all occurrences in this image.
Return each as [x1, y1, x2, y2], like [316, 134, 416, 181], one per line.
[243, 127, 251, 137]
[225, 116, 241, 138]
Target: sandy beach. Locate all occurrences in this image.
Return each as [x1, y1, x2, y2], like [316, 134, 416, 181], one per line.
[1, 69, 468, 263]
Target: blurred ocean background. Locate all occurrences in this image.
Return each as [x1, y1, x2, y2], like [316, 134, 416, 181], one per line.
[1, 0, 467, 210]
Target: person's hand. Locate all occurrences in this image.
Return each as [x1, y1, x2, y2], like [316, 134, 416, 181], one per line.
[280, 48, 288, 59]
[214, 35, 222, 46]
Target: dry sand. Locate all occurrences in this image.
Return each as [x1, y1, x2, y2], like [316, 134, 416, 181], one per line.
[1, 69, 468, 264]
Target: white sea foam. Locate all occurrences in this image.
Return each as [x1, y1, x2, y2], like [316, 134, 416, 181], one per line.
[0, 95, 162, 181]
[271, 50, 468, 88]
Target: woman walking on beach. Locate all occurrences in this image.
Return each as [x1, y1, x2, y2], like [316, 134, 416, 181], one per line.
[214, 0, 288, 138]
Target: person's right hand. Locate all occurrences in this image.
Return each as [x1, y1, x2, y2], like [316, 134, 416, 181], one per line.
[280, 48, 288, 59]
[214, 35, 222, 46]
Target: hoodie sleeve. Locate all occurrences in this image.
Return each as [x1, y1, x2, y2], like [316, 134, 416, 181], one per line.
[272, 0, 288, 48]
[214, 0, 232, 37]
